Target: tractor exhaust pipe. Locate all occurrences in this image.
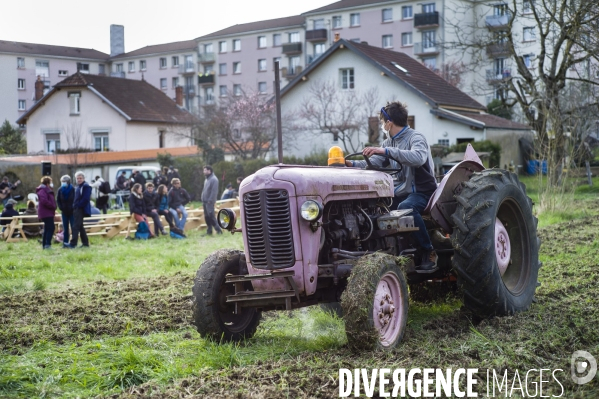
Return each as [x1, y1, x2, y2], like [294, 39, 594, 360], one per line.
[274, 61, 283, 164]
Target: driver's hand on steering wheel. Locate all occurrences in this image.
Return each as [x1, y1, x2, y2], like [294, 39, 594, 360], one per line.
[363, 147, 385, 157]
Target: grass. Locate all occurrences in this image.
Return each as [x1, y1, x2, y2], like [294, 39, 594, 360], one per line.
[1, 177, 599, 397]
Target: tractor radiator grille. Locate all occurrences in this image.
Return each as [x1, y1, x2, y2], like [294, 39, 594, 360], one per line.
[243, 189, 295, 269]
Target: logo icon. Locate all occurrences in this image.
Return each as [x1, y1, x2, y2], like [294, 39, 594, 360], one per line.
[571, 350, 597, 385]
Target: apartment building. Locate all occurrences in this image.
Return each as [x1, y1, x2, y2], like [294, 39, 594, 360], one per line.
[0, 40, 108, 127]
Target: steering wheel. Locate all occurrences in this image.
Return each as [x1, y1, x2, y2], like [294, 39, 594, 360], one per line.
[345, 152, 403, 174]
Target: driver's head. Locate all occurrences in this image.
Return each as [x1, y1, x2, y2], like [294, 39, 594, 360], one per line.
[379, 101, 409, 128]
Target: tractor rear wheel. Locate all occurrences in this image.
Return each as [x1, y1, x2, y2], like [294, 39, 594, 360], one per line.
[341, 253, 409, 351]
[450, 170, 540, 318]
[192, 249, 261, 341]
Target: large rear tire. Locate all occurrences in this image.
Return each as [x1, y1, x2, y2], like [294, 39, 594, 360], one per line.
[192, 249, 261, 341]
[450, 170, 540, 317]
[341, 253, 409, 351]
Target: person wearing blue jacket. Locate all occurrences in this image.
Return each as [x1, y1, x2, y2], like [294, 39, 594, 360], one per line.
[64, 171, 91, 248]
[57, 175, 75, 243]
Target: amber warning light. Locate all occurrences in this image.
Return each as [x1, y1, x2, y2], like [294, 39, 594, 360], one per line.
[328, 146, 345, 166]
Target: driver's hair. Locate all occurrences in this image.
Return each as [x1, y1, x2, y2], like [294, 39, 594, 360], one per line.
[380, 101, 409, 127]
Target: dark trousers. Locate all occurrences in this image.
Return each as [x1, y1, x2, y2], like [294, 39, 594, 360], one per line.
[70, 208, 89, 246]
[62, 213, 74, 243]
[393, 193, 433, 250]
[158, 209, 175, 228]
[203, 202, 221, 234]
[96, 196, 109, 214]
[147, 210, 163, 235]
[42, 217, 55, 247]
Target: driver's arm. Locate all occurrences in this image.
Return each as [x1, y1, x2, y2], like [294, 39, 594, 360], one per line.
[385, 136, 428, 167]
[346, 148, 386, 168]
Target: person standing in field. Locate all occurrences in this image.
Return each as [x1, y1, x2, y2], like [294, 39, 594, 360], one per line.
[201, 165, 222, 236]
[64, 171, 91, 249]
[36, 176, 57, 249]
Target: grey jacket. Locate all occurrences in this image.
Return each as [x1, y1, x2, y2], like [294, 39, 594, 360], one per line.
[201, 173, 219, 203]
[353, 127, 437, 198]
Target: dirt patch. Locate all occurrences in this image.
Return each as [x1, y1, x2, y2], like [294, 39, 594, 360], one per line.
[0, 273, 194, 353]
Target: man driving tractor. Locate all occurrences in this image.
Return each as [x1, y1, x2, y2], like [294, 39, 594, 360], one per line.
[346, 101, 438, 271]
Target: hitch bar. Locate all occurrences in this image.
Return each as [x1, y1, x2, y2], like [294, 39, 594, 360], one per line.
[225, 270, 300, 312]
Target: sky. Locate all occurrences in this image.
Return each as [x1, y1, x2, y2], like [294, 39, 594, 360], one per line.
[1, 0, 336, 54]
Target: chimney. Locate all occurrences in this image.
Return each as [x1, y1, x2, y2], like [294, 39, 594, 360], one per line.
[334, 32, 341, 42]
[35, 76, 44, 102]
[175, 86, 183, 106]
[110, 24, 125, 57]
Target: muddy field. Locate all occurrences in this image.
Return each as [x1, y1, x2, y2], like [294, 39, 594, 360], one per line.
[2, 215, 599, 398]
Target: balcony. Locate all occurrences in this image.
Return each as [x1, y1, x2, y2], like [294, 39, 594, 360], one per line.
[184, 85, 196, 97]
[178, 63, 196, 74]
[282, 42, 302, 55]
[198, 52, 215, 63]
[486, 43, 510, 57]
[413, 42, 440, 56]
[485, 12, 512, 29]
[306, 29, 328, 42]
[414, 12, 439, 29]
[110, 71, 126, 78]
[306, 53, 324, 64]
[281, 66, 303, 79]
[197, 72, 215, 85]
[486, 68, 512, 82]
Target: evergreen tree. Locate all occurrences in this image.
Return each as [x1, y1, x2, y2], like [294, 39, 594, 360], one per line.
[0, 120, 27, 155]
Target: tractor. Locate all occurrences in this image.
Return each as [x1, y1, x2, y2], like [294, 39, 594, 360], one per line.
[191, 144, 540, 350]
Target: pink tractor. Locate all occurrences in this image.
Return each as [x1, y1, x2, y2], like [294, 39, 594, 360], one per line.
[192, 145, 540, 350]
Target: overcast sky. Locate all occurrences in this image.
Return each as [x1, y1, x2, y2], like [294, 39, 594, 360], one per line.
[1, 0, 335, 54]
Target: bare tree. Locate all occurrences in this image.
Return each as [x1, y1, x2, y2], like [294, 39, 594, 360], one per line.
[430, 61, 468, 89]
[444, 0, 599, 186]
[298, 80, 380, 153]
[63, 121, 90, 174]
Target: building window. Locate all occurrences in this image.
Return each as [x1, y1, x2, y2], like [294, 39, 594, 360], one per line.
[233, 39, 241, 51]
[219, 63, 227, 75]
[332, 15, 342, 28]
[382, 35, 393, 48]
[18, 99, 26, 111]
[258, 36, 267, 48]
[204, 43, 213, 53]
[233, 62, 241, 74]
[219, 85, 227, 97]
[494, 4, 508, 16]
[219, 41, 227, 53]
[115, 63, 123, 73]
[172, 77, 179, 88]
[273, 33, 282, 46]
[258, 59, 267, 71]
[523, 27, 536, 41]
[314, 43, 326, 55]
[58, 70, 68, 77]
[423, 57, 437, 70]
[172, 56, 180, 67]
[402, 32, 413, 46]
[289, 56, 300, 74]
[128, 61, 135, 72]
[99, 64, 105, 75]
[160, 78, 167, 90]
[205, 86, 214, 104]
[422, 3, 435, 13]
[233, 84, 242, 97]
[76, 63, 89, 74]
[340, 68, 354, 90]
[68, 92, 80, 114]
[350, 13, 360, 26]
[438, 139, 449, 146]
[523, 0, 534, 13]
[382, 8, 393, 22]
[46, 134, 60, 153]
[204, 64, 214, 74]
[289, 32, 300, 43]
[523, 54, 534, 68]
[140, 60, 146, 70]
[94, 135, 109, 152]
[17, 57, 25, 68]
[160, 58, 167, 68]
[258, 82, 267, 94]
[402, 5, 413, 19]
[314, 19, 325, 29]
[184, 55, 193, 71]
[36, 61, 49, 79]
[17, 79, 25, 90]
[233, 129, 241, 139]
[159, 131, 165, 148]
[494, 58, 508, 76]
[422, 30, 436, 50]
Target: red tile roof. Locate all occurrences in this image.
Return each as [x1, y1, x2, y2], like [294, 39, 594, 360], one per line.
[196, 16, 305, 39]
[19, 72, 196, 125]
[0, 147, 198, 166]
[0, 40, 108, 59]
[110, 40, 197, 59]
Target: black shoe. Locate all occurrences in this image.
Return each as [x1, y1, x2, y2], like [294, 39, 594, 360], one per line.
[419, 249, 438, 271]
[216, 230, 223, 235]
[81, 244, 90, 248]
[63, 243, 75, 249]
[161, 230, 167, 235]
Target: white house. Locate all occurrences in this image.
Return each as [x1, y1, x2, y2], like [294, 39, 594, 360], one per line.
[278, 39, 532, 163]
[17, 72, 196, 154]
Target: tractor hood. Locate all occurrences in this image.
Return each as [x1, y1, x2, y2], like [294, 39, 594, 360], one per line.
[240, 165, 394, 200]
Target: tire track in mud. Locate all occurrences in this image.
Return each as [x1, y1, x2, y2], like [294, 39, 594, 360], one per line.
[0, 273, 194, 353]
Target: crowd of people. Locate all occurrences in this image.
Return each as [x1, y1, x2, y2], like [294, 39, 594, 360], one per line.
[0, 165, 242, 249]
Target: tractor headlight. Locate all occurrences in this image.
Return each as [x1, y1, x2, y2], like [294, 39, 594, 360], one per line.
[300, 200, 322, 221]
[217, 208, 236, 230]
